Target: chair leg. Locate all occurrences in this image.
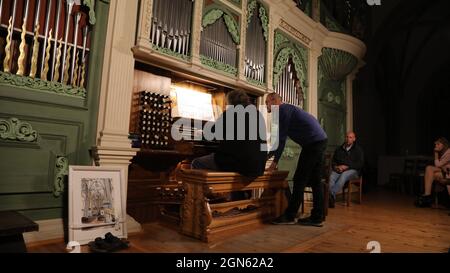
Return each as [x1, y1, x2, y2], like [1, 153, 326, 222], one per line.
[347, 183, 352, 206]
[359, 183, 362, 204]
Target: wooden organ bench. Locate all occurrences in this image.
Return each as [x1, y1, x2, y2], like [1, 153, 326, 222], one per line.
[179, 169, 289, 242]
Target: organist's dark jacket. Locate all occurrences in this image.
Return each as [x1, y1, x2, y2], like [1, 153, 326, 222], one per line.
[213, 106, 267, 177]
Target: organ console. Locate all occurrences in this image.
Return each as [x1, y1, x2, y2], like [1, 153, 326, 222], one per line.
[128, 64, 230, 224]
[127, 63, 279, 231]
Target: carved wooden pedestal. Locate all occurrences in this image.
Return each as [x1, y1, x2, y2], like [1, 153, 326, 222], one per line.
[179, 170, 289, 243]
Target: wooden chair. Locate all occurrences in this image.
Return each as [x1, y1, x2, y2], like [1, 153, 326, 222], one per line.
[342, 176, 363, 206]
[432, 178, 450, 208]
[389, 159, 415, 193]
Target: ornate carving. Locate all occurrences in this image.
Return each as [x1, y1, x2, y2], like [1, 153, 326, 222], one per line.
[319, 48, 358, 80]
[273, 31, 308, 92]
[223, 14, 240, 44]
[274, 31, 289, 54]
[202, 9, 240, 45]
[273, 47, 307, 92]
[0, 71, 86, 98]
[180, 182, 211, 240]
[0, 118, 38, 143]
[139, 0, 152, 41]
[246, 0, 258, 26]
[83, 0, 97, 25]
[259, 6, 269, 41]
[54, 156, 69, 197]
[266, 11, 275, 89]
[152, 44, 191, 61]
[191, 0, 204, 62]
[202, 9, 224, 28]
[246, 77, 266, 88]
[200, 55, 238, 76]
[279, 20, 312, 46]
[181, 183, 195, 234]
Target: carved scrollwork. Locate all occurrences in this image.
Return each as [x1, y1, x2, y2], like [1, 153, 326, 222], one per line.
[54, 156, 69, 197]
[0, 71, 86, 98]
[83, 0, 97, 25]
[202, 9, 240, 45]
[0, 118, 38, 143]
[202, 9, 224, 28]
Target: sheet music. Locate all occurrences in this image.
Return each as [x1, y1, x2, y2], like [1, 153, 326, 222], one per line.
[172, 87, 215, 121]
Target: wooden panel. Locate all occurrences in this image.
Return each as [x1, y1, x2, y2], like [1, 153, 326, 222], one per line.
[0, 193, 62, 211]
[179, 169, 289, 242]
[19, 208, 64, 221]
[0, 0, 110, 222]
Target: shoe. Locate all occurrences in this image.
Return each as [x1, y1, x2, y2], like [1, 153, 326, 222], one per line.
[297, 216, 324, 227]
[414, 195, 432, 208]
[329, 194, 335, 208]
[271, 214, 296, 225]
[88, 233, 130, 253]
[88, 237, 110, 253]
[104, 232, 129, 252]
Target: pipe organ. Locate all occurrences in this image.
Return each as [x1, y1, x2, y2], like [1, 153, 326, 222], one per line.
[274, 60, 304, 108]
[126, 0, 364, 241]
[245, 1, 266, 84]
[200, 16, 237, 68]
[129, 0, 311, 229]
[0, 0, 93, 91]
[150, 0, 194, 56]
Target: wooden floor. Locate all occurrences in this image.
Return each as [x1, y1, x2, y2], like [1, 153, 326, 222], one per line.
[28, 188, 450, 253]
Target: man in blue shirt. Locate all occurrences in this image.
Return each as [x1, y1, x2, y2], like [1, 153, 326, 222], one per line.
[266, 93, 328, 227]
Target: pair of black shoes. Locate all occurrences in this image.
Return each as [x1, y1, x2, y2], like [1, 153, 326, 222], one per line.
[414, 195, 432, 208]
[88, 232, 130, 253]
[271, 214, 324, 227]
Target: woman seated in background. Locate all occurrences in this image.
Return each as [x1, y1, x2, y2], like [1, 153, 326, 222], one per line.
[415, 137, 450, 207]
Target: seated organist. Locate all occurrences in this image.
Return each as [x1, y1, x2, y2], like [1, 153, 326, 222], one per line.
[191, 89, 268, 179]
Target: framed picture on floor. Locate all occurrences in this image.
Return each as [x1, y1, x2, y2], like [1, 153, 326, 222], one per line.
[68, 166, 127, 245]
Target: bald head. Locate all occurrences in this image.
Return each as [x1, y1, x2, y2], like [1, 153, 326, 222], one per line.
[345, 131, 356, 147]
[265, 93, 283, 113]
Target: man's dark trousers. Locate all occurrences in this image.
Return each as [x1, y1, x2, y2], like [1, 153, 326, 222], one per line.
[284, 139, 328, 220]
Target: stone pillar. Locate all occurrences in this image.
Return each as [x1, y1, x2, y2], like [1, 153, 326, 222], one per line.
[238, 0, 249, 82]
[266, 9, 276, 91]
[191, 0, 204, 66]
[94, 0, 141, 236]
[307, 43, 322, 118]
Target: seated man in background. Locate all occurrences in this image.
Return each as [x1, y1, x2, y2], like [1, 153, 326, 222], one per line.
[328, 131, 364, 208]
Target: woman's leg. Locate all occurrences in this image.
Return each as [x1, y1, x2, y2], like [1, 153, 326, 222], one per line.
[423, 166, 442, 195]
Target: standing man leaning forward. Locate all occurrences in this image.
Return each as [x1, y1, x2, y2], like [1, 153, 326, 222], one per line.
[266, 93, 328, 227]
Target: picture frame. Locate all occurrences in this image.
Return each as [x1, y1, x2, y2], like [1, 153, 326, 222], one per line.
[68, 166, 127, 245]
